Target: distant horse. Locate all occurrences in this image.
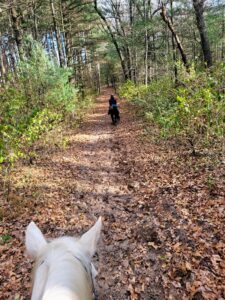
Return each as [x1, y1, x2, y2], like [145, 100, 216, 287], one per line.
[108, 95, 120, 125]
[25, 217, 102, 300]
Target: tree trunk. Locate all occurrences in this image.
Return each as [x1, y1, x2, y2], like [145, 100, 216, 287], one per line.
[65, 30, 73, 66]
[60, 0, 72, 67]
[51, 29, 59, 59]
[32, 1, 38, 40]
[0, 49, 6, 84]
[145, 26, 148, 86]
[160, 4, 189, 71]
[62, 2, 73, 68]
[221, 6, 225, 60]
[113, 1, 132, 80]
[192, 0, 212, 67]
[10, 5, 24, 60]
[144, 0, 151, 85]
[96, 62, 101, 94]
[170, 0, 178, 82]
[94, 0, 129, 80]
[129, 0, 136, 81]
[50, 0, 64, 67]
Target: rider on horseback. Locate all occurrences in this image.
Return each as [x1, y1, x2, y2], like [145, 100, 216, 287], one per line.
[108, 95, 120, 124]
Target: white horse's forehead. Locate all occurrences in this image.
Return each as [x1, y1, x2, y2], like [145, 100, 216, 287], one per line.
[37, 237, 79, 262]
[52, 236, 78, 249]
[32, 237, 94, 300]
[49, 236, 79, 248]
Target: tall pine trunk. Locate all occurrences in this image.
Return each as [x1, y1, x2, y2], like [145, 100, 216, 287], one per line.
[192, 0, 212, 67]
[170, 0, 178, 83]
[221, 6, 225, 60]
[160, 4, 189, 71]
[62, 2, 73, 67]
[0, 48, 6, 84]
[32, 1, 38, 40]
[50, 0, 64, 67]
[10, 5, 24, 60]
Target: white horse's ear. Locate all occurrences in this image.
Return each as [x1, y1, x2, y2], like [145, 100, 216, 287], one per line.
[25, 221, 47, 259]
[79, 217, 102, 258]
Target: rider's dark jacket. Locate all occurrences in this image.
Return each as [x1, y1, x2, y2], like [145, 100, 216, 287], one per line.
[109, 96, 117, 107]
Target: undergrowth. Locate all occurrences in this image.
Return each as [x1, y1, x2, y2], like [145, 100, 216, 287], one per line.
[119, 64, 225, 151]
[0, 38, 95, 203]
[0, 38, 94, 167]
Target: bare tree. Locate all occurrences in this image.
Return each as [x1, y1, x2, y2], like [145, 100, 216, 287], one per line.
[94, 0, 129, 80]
[160, 3, 189, 71]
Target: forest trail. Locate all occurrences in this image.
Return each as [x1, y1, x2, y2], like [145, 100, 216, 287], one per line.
[64, 88, 165, 299]
[1, 88, 224, 300]
[0, 87, 164, 299]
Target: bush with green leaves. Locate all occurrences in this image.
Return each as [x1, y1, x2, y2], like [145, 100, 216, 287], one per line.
[0, 38, 79, 165]
[119, 64, 225, 143]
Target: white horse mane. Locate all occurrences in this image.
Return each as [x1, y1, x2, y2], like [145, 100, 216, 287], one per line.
[26, 218, 102, 300]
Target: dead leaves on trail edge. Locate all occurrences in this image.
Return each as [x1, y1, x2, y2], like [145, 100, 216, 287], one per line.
[114, 116, 224, 299]
[0, 89, 224, 300]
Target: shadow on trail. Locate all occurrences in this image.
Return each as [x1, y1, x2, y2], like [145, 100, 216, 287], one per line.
[0, 88, 165, 300]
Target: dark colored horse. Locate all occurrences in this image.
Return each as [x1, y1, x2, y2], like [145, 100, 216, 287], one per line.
[108, 95, 120, 125]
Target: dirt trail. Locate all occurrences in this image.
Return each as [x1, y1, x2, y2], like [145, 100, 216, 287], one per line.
[47, 88, 164, 299]
[0, 88, 163, 299]
[1, 88, 224, 300]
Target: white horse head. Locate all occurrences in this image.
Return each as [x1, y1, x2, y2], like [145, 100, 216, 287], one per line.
[25, 217, 102, 300]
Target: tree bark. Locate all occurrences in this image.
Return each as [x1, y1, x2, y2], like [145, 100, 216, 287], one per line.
[144, 26, 148, 86]
[60, 1, 71, 66]
[94, 0, 129, 80]
[192, 0, 212, 67]
[160, 4, 189, 71]
[10, 5, 24, 60]
[0, 49, 6, 84]
[112, 0, 132, 80]
[60, 0, 73, 67]
[96, 62, 101, 93]
[170, 0, 178, 82]
[144, 0, 151, 85]
[221, 5, 225, 60]
[129, 0, 136, 81]
[32, 1, 38, 40]
[50, 0, 64, 67]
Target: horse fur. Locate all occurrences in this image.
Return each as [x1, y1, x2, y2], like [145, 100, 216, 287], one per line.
[25, 218, 102, 300]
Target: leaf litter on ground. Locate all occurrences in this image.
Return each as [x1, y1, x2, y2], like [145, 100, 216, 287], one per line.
[0, 88, 224, 300]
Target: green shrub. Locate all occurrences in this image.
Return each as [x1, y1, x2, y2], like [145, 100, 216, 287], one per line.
[0, 37, 79, 165]
[119, 80, 138, 100]
[119, 64, 225, 143]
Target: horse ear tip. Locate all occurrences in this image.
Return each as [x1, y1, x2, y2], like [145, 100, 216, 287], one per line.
[28, 221, 35, 226]
[27, 221, 37, 231]
[97, 216, 102, 225]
